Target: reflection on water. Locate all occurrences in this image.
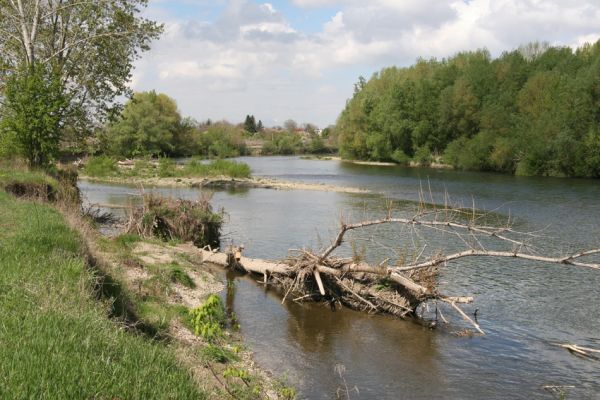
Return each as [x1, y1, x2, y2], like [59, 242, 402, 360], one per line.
[79, 157, 600, 399]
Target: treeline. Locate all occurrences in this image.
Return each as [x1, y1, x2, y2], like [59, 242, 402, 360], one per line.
[96, 91, 248, 158]
[94, 91, 334, 159]
[337, 41, 600, 177]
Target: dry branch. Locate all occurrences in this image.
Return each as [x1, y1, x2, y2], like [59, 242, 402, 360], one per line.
[186, 201, 598, 334]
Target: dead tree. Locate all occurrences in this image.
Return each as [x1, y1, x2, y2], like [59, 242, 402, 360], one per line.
[192, 200, 599, 335]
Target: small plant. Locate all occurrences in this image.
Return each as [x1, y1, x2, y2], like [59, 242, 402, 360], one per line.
[223, 366, 250, 382]
[190, 294, 226, 342]
[115, 233, 141, 248]
[170, 266, 196, 288]
[158, 157, 176, 177]
[200, 344, 239, 364]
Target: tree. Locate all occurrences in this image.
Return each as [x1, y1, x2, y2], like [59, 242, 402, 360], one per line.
[104, 91, 182, 157]
[257, 120, 264, 132]
[283, 119, 298, 133]
[1, 64, 67, 167]
[0, 0, 162, 164]
[244, 115, 257, 133]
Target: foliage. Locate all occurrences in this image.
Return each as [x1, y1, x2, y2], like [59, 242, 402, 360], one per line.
[170, 265, 196, 288]
[336, 40, 600, 177]
[104, 91, 186, 157]
[83, 156, 118, 177]
[200, 344, 240, 364]
[183, 159, 252, 179]
[1, 65, 67, 167]
[195, 123, 249, 158]
[244, 115, 257, 133]
[0, 0, 162, 153]
[190, 295, 226, 342]
[0, 190, 203, 398]
[261, 132, 304, 155]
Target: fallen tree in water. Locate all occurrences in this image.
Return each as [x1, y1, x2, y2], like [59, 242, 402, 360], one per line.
[122, 192, 599, 335]
[189, 202, 599, 335]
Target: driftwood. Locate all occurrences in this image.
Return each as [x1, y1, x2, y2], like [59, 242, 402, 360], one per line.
[189, 200, 599, 335]
[558, 344, 600, 359]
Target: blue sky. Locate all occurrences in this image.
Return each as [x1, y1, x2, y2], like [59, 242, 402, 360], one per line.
[133, 0, 600, 127]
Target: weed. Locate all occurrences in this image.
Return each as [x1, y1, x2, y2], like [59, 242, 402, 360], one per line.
[200, 344, 240, 364]
[190, 294, 226, 342]
[170, 266, 196, 288]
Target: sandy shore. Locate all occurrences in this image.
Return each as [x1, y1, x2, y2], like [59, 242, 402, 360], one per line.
[79, 174, 370, 194]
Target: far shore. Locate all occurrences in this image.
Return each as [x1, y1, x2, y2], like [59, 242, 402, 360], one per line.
[78, 174, 370, 194]
[299, 155, 453, 169]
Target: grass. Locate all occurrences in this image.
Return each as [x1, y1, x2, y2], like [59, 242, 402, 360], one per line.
[83, 156, 252, 179]
[0, 191, 204, 399]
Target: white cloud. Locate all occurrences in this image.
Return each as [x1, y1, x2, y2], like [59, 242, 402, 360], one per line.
[132, 0, 600, 126]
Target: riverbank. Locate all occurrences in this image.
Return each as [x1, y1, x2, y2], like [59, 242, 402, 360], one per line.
[0, 168, 295, 399]
[300, 155, 454, 169]
[79, 174, 370, 194]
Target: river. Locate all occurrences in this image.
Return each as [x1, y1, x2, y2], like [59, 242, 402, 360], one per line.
[79, 156, 600, 399]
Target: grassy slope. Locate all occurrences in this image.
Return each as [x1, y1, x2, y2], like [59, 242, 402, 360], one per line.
[0, 191, 204, 399]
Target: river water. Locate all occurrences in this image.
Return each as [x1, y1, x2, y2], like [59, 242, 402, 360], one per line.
[79, 156, 600, 399]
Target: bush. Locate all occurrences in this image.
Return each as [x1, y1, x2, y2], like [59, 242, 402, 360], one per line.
[83, 156, 118, 177]
[391, 149, 411, 165]
[157, 157, 176, 177]
[413, 146, 432, 166]
[127, 194, 223, 248]
[190, 295, 226, 342]
[183, 159, 251, 179]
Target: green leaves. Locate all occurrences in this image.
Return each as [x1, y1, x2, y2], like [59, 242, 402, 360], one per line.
[0, 0, 162, 157]
[1, 65, 67, 167]
[336, 40, 600, 177]
[190, 295, 226, 342]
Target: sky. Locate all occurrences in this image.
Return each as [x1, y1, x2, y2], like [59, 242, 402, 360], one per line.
[131, 0, 600, 127]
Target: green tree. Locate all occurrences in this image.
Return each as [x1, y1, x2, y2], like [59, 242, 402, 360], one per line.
[0, 0, 162, 157]
[104, 91, 182, 157]
[1, 64, 67, 167]
[244, 115, 257, 133]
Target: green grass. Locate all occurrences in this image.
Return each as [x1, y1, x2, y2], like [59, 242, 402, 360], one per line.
[182, 158, 251, 179]
[0, 191, 204, 399]
[0, 164, 58, 188]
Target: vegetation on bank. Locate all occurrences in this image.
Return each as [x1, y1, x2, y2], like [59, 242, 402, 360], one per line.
[1, 165, 295, 399]
[0, 188, 203, 398]
[337, 40, 600, 177]
[92, 91, 334, 159]
[83, 156, 252, 179]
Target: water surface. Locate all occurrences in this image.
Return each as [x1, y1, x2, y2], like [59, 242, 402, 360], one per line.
[79, 156, 600, 399]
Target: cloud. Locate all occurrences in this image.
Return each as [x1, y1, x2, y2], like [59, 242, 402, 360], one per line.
[132, 0, 600, 126]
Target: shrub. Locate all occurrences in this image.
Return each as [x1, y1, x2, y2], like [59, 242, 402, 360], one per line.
[190, 295, 226, 342]
[127, 194, 222, 248]
[158, 157, 176, 177]
[83, 156, 118, 177]
[391, 149, 411, 165]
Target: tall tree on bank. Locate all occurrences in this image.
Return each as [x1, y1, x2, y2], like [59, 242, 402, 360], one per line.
[0, 0, 162, 166]
[104, 91, 184, 158]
